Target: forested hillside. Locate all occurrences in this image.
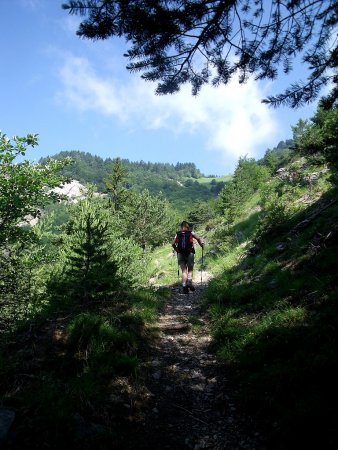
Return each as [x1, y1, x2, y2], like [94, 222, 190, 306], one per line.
[1, 105, 337, 449]
[40, 151, 228, 212]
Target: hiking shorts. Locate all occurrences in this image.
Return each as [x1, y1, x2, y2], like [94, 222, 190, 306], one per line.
[177, 252, 194, 269]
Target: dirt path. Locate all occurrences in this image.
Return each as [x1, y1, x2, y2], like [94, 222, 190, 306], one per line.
[129, 280, 265, 450]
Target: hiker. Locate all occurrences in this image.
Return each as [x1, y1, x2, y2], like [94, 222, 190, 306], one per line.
[172, 221, 204, 294]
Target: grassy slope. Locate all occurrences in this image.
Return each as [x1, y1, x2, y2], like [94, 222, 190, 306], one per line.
[204, 169, 338, 448]
[194, 175, 232, 184]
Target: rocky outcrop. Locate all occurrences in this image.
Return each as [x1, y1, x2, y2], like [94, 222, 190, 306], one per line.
[48, 179, 88, 203]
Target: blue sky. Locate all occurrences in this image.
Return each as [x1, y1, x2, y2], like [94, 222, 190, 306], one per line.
[1, 0, 320, 176]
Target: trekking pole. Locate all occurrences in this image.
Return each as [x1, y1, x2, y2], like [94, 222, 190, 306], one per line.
[200, 246, 204, 284]
[177, 253, 180, 280]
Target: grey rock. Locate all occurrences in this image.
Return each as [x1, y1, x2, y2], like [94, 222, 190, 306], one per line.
[276, 242, 286, 251]
[0, 408, 15, 443]
[152, 371, 162, 380]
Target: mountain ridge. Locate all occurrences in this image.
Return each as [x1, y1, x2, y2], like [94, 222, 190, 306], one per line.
[40, 150, 229, 211]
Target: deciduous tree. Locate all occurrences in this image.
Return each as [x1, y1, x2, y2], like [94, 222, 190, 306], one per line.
[120, 189, 173, 249]
[0, 132, 71, 246]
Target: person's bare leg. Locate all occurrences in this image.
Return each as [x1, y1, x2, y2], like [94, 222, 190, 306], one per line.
[181, 264, 188, 286]
[187, 266, 195, 290]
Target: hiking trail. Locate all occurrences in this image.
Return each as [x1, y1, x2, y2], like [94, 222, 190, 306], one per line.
[2, 276, 266, 449]
[129, 277, 265, 449]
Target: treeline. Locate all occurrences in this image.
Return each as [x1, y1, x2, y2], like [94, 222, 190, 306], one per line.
[39, 152, 226, 210]
[39, 138, 297, 212]
[44, 152, 204, 187]
[40, 151, 203, 185]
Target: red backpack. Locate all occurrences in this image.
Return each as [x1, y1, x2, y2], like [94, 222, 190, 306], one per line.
[175, 231, 194, 254]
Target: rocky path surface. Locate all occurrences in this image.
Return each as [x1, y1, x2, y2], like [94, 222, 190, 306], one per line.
[130, 280, 265, 450]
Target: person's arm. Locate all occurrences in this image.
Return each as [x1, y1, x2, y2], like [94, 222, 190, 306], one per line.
[192, 232, 204, 247]
[172, 235, 178, 251]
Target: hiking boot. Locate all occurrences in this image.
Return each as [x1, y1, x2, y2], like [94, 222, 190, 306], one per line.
[188, 283, 195, 291]
[183, 285, 189, 294]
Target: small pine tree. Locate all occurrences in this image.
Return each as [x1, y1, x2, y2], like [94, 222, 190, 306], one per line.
[64, 198, 118, 301]
[104, 158, 129, 211]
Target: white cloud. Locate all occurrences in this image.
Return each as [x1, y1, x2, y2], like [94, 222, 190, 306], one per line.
[57, 54, 278, 164]
[57, 55, 129, 120]
[19, 0, 42, 9]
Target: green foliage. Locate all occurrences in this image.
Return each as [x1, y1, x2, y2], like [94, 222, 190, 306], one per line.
[66, 312, 136, 375]
[129, 288, 167, 323]
[0, 132, 72, 330]
[293, 106, 338, 176]
[260, 139, 296, 174]
[0, 132, 71, 246]
[218, 157, 269, 226]
[202, 116, 337, 447]
[44, 194, 154, 302]
[40, 150, 218, 213]
[104, 157, 129, 210]
[256, 179, 298, 237]
[41, 202, 73, 237]
[206, 176, 338, 449]
[120, 189, 174, 249]
[236, 157, 270, 192]
[187, 200, 217, 228]
[56, 197, 118, 302]
[218, 180, 242, 227]
[0, 244, 41, 330]
[110, 235, 149, 288]
[145, 244, 180, 287]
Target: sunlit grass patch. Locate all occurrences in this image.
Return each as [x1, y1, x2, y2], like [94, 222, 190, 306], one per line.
[188, 316, 204, 330]
[147, 244, 180, 286]
[258, 306, 307, 329]
[192, 175, 232, 184]
[129, 288, 166, 323]
[66, 313, 137, 373]
[213, 305, 308, 369]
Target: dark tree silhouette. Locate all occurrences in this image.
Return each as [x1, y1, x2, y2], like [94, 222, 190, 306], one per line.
[62, 0, 337, 108]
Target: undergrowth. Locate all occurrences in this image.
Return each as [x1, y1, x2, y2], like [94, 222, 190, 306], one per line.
[0, 287, 166, 449]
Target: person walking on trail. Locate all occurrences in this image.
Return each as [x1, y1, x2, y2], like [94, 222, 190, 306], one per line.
[172, 221, 204, 294]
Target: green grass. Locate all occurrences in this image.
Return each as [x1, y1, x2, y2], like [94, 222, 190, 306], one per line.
[129, 288, 168, 322]
[188, 316, 204, 330]
[146, 244, 179, 286]
[194, 175, 232, 184]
